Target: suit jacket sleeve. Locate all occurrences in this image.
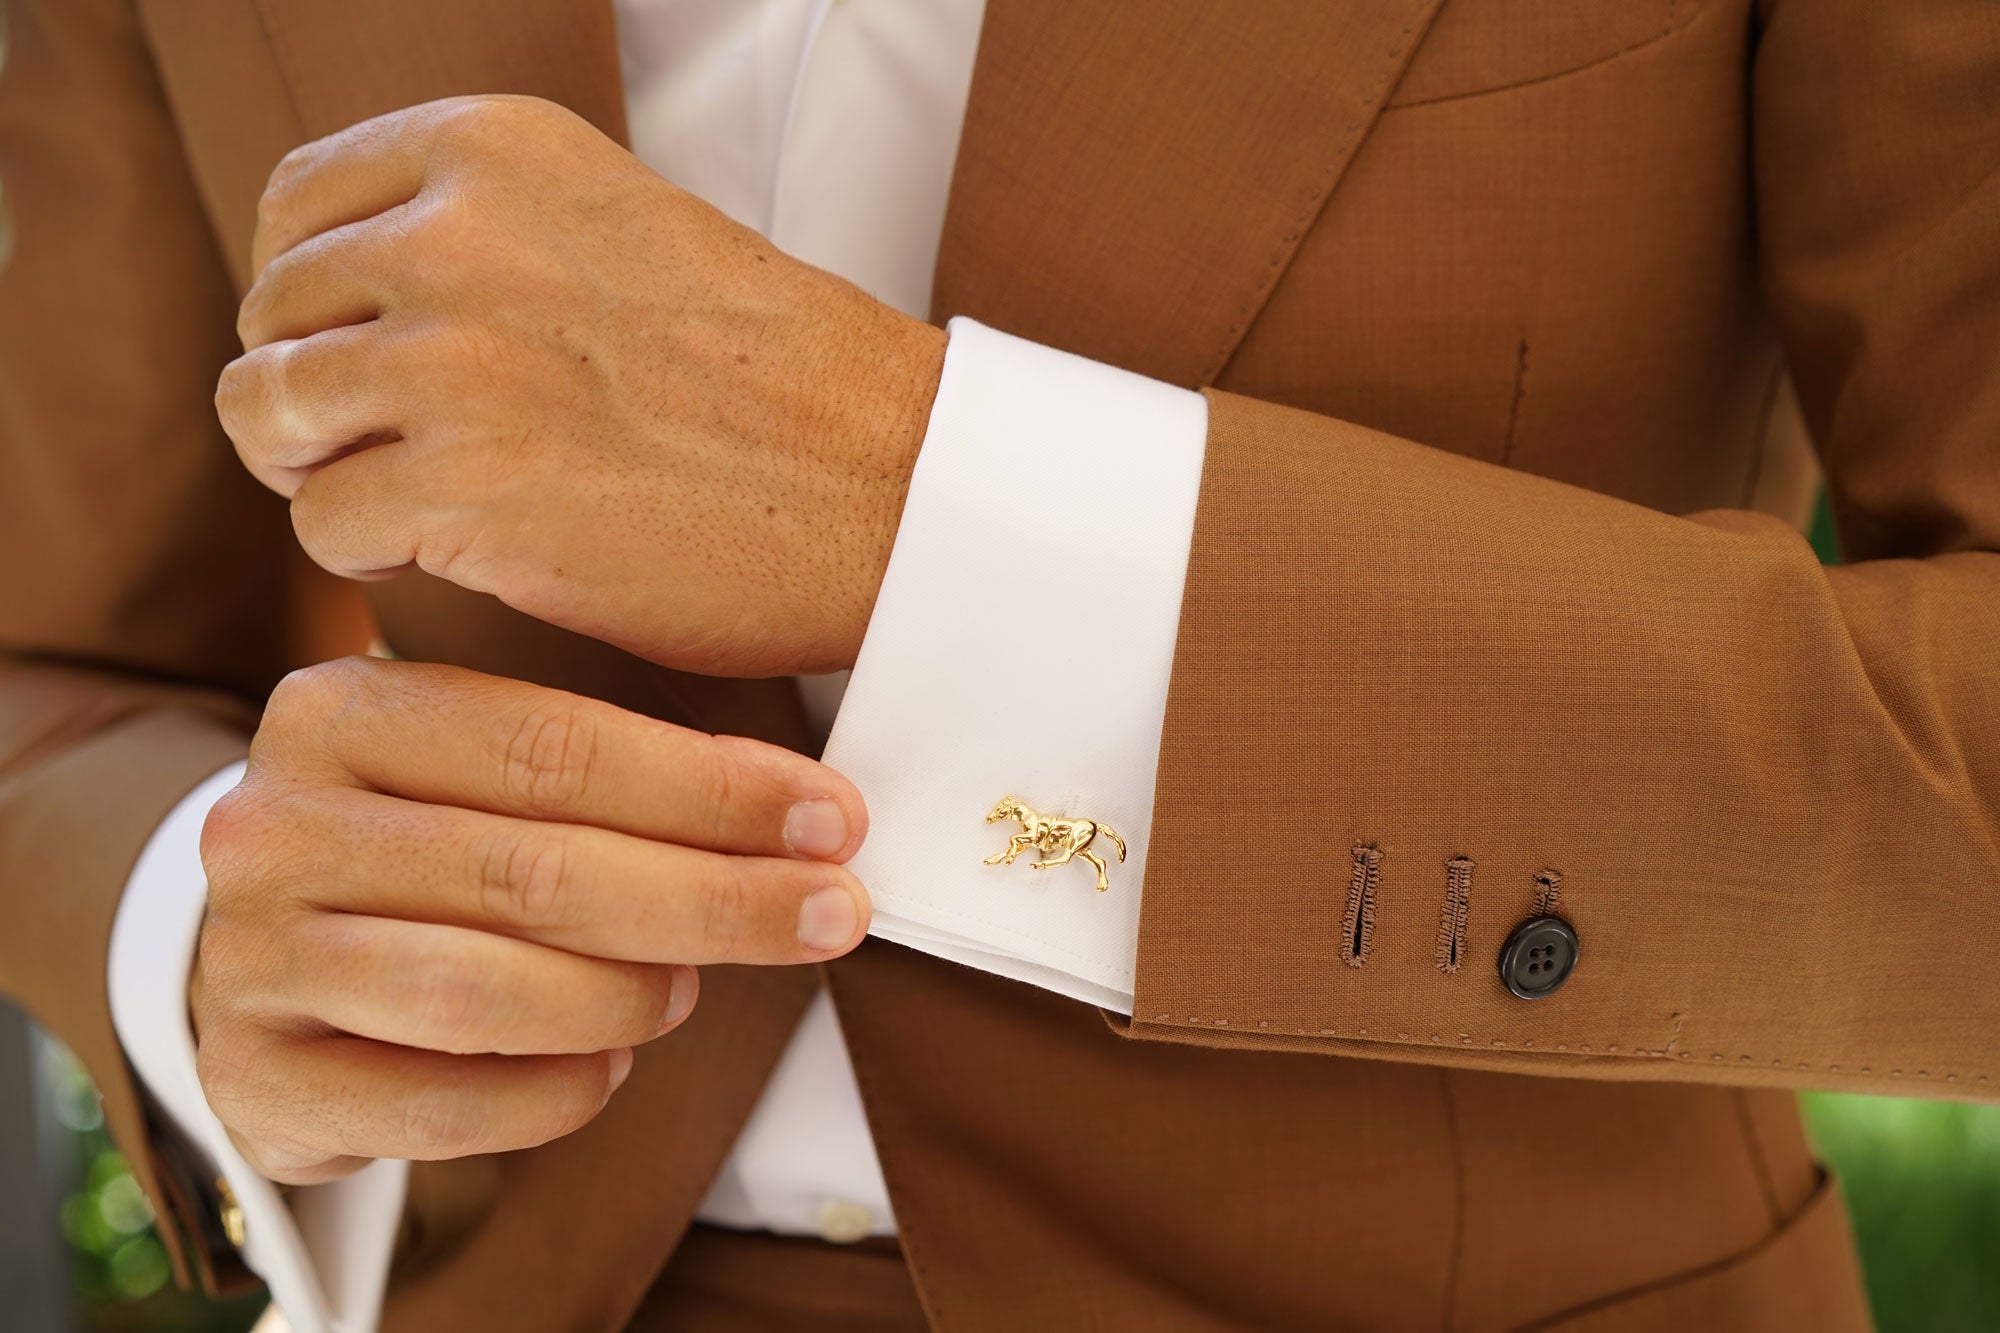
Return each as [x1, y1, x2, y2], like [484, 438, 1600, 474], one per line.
[0, 0, 351, 1289]
[1118, 0, 2000, 1102]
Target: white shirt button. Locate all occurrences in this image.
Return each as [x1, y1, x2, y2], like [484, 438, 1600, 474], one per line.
[814, 1199, 876, 1244]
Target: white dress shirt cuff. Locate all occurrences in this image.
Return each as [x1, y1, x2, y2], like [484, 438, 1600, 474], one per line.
[824, 317, 1208, 1014]
[107, 761, 406, 1333]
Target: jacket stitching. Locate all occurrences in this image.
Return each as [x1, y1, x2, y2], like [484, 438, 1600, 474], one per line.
[1342, 845, 1382, 967]
[1530, 868, 1563, 917]
[1136, 1016, 1992, 1086]
[1200, 8, 1444, 385]
[248, 0, 317, 135]
[1435, 856, 1474, 973]
[1385, 0, 1707, 112]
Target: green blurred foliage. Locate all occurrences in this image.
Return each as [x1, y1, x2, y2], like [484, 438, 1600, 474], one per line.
[1804, 1094, 2000, 1333]
[42, 1042, 264, 1333]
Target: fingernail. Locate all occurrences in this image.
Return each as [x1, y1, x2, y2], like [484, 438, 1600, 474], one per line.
[797, 885, 860, 952]
[605, 1047, 634, 1097]
[784, 799, 849, 859]
[660, 966, 698, 1032]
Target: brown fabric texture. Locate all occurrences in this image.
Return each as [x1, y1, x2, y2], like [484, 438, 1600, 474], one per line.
[624, 1227, 927, 1333]
[6, 0, 1994, 1326]
[1114, 0, 2000, 1099]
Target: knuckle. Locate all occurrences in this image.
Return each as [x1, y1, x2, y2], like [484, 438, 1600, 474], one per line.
[191, 932, 247, 1018]
[265, 664, 320, 717]
[294, 520, 375, 593]
[396, 1082, 483, 1157]
[266, 661, 337, 723]
[257, 143, 320, 234]
[499, 703, 600, 815]
[196, 1032, 333, 1178]
[287, 478, 346, 572]
[265, 142, 316, 198]
[454, 93, 534, 132]
[405, 949, 495, 1055]
[409, 190, 477, 254]
[198, 783, 336, 928]
[697, 735, 735, 850]
[213, 354, 262, 435]
[198, 783, 265, 871]
[193, 1038, 242, 1107]
[267, 657, 376, 730]
[283, 363, 350, 445]
[474, 823, 577, 929]
[201, 880, 319, 1011]
[237, 1136, 329, 1185]
[433, 95, 517, 155]
[256, 171, 295, 236]
[234, 282, 273, 349]
[228, 344, 300, 439]
[195, 1031, 273, 1131]
[698, 865, 755, 961]
[543, 1072, 604, 1142]
[262, 334, 308, 404]
[704, 734, 818, 843]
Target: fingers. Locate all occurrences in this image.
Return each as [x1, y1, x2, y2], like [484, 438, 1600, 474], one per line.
[238, 210, 406, 349]
[265, 658, 868, 862]
[258, 784, 872, 964]
[200, 1031, 631, 1183]
[249, 95, 569, 279]
[267, 912, 697, 1055]
[224, 212, 428, 498]
[251, 104, 451, 279]
[286, 436, 431, 569]
[217, 323, 407, 496]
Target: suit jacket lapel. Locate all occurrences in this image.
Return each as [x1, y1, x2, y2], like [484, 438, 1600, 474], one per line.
[247, 0, 629, 143]
[934, 0, 1447, 388]
[136, 0, 629, 288]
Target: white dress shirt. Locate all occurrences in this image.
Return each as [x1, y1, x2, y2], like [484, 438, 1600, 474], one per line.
[105, 2, 1208, 1329]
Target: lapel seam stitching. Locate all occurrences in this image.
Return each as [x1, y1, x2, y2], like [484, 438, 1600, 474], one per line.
[244, 0, 314, 138]
[1198, 1, 1448, 387]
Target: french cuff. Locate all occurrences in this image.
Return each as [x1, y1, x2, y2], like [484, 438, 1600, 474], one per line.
[107, 761, 407, 1333]
[823, 317, 1207, 1015]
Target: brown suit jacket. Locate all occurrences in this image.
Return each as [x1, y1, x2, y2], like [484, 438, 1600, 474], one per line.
[5, 0, 1995, 1326]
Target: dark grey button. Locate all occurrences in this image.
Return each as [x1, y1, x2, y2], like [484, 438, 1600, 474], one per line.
[1498, 916, 1578, 999]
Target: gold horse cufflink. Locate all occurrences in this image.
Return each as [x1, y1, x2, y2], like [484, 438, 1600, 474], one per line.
[983, 795, 1126, 892]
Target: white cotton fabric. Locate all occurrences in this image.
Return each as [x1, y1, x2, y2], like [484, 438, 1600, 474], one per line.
[828, 318, 1207, 1012]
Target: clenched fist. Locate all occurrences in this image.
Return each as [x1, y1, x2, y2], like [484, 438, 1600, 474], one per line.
[217, 94, 946, 677]
[193, 657, 869, 1184]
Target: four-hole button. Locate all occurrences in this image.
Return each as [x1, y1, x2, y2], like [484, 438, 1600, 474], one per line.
[1497, 916, 1579, 999]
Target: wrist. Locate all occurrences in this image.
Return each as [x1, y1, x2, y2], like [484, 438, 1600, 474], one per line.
[829, 313, 948, 668]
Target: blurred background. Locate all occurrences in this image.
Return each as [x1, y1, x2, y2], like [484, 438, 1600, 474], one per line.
[1, 499, 1995, 1333]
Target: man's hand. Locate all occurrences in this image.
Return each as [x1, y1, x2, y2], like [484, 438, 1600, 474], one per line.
[217, 95, 947, 677]
[192, 656, 870, 1184]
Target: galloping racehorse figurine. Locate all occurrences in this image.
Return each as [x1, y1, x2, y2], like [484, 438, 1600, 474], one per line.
[982, 796, 1127, 892]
